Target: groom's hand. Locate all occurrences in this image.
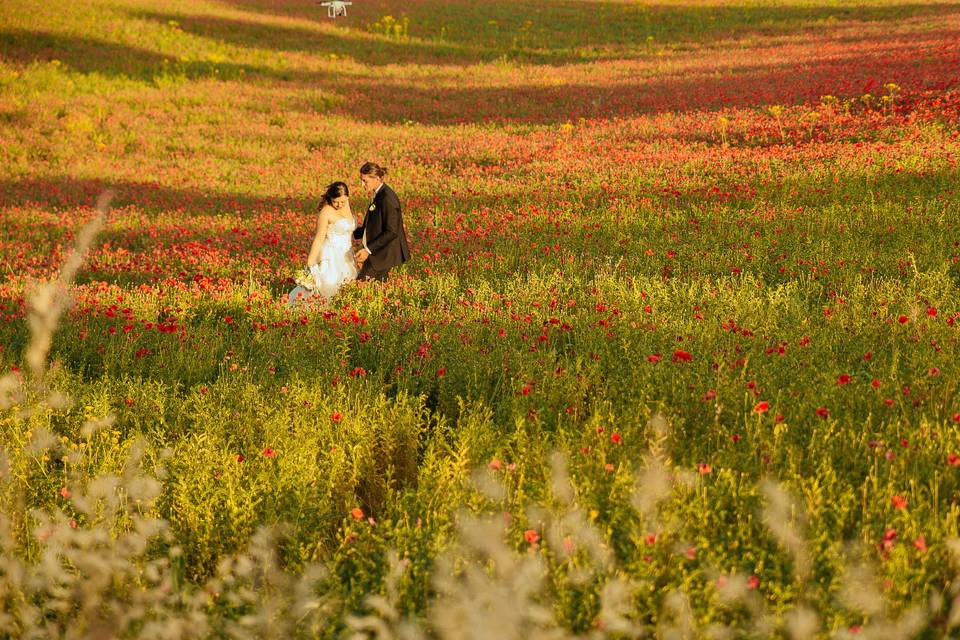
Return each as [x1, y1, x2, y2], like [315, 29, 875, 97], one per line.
[356, 248, 370, 265]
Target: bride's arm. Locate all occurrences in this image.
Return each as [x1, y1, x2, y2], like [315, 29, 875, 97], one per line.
[306, 208, 331, 267]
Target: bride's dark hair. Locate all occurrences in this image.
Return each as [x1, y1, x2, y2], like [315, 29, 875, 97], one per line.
[321, 181, 349, 206]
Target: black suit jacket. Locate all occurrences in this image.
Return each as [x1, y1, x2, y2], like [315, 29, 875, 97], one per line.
[353, 184, 410, 272]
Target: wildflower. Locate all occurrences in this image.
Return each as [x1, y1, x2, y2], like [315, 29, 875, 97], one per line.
[351, 507, 364, 520]
[604, 462, 614, 473]
[747, 575, 760, 590]
[647, 353, 661, 363]
[262, 447, 276, 458]
[914, 536, 927, 552]
[331, 411, 343, 423]
[488, 458, 503, 471]
[235, 454, 245, 462]
[947, 453, 960, 467]
[610, 432, 622, 444]
[698, 462, 712, 475]
[753, 401, 769, 413]
[871, 379, 881, 388]
[672, 349, 692, 362]
[59, 487, 70, 498]
[837, 374, 851, 385]
[437, 367, 446, 377]
[524, 529, 540, 544]
[897, 314, 909, 324]
[815, 406, 829, 418]
[881, 528, 897, 551]
[731, 433, 742, 443]
[891, 495, 907, 510]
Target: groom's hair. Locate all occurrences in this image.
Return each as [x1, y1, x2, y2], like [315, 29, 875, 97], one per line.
[359, 162, 388, 178]
[321, 181, 349, 205]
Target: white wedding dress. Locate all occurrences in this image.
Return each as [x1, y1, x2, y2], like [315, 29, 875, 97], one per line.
[287, 217, 358, 305]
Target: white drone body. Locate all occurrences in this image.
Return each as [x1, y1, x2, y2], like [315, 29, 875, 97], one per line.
[321, 1, 352, 18]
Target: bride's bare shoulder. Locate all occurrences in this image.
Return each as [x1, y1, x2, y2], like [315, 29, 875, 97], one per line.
[317, 204, 337, 221]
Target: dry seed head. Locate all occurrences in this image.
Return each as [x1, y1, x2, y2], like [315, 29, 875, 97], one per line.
[759, 479, 811, 582]
[596, 577, 644, 638]
[0, 373, 23, 410]
[548, 451, 573, 506]
[471, 467, 506, 503]
[785, 607, 818, 640]
[838, 563, 883, 617]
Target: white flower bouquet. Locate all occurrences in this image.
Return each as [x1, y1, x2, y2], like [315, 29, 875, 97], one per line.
[294, 267, 317, 291]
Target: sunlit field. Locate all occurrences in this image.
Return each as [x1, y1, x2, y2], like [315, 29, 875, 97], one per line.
[1, 0, 960, 637]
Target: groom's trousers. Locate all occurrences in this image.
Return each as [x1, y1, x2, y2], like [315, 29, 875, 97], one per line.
[357, 261, 389, 282]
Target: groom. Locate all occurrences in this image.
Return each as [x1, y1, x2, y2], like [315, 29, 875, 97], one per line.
[354, 161, 411, 281]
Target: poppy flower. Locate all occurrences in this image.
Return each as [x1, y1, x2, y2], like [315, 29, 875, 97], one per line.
[524, 529, 540, 544]
[753, 401, 769, 413]
[262, 447, 276, 458]
[351, 507, 364, 520]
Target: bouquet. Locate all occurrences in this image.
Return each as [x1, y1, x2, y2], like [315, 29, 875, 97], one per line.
[294, 267, 317, 291]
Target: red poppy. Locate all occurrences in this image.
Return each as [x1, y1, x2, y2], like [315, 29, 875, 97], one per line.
[815, 407, 829, 418]
[524, 529, 540, 544]
[891, 495, 907, 510]
[837, 374, 851, 385]
[262, 447, 276, 458]
[351, 507, 364, 520]
[672, 349, 692, 362]
[753, 401, 769, 413]
[610, 432, 622, 444]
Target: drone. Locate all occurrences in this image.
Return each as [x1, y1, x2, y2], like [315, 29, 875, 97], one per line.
[320, 1, 352, 18]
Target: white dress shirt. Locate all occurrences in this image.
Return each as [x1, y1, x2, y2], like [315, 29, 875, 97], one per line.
[363, 182, 383, 255]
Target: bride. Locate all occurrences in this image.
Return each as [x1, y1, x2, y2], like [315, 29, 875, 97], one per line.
[287, 181, 358, 306]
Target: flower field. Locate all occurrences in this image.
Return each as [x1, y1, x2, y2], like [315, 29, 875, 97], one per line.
[2, 0, 960, 637]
